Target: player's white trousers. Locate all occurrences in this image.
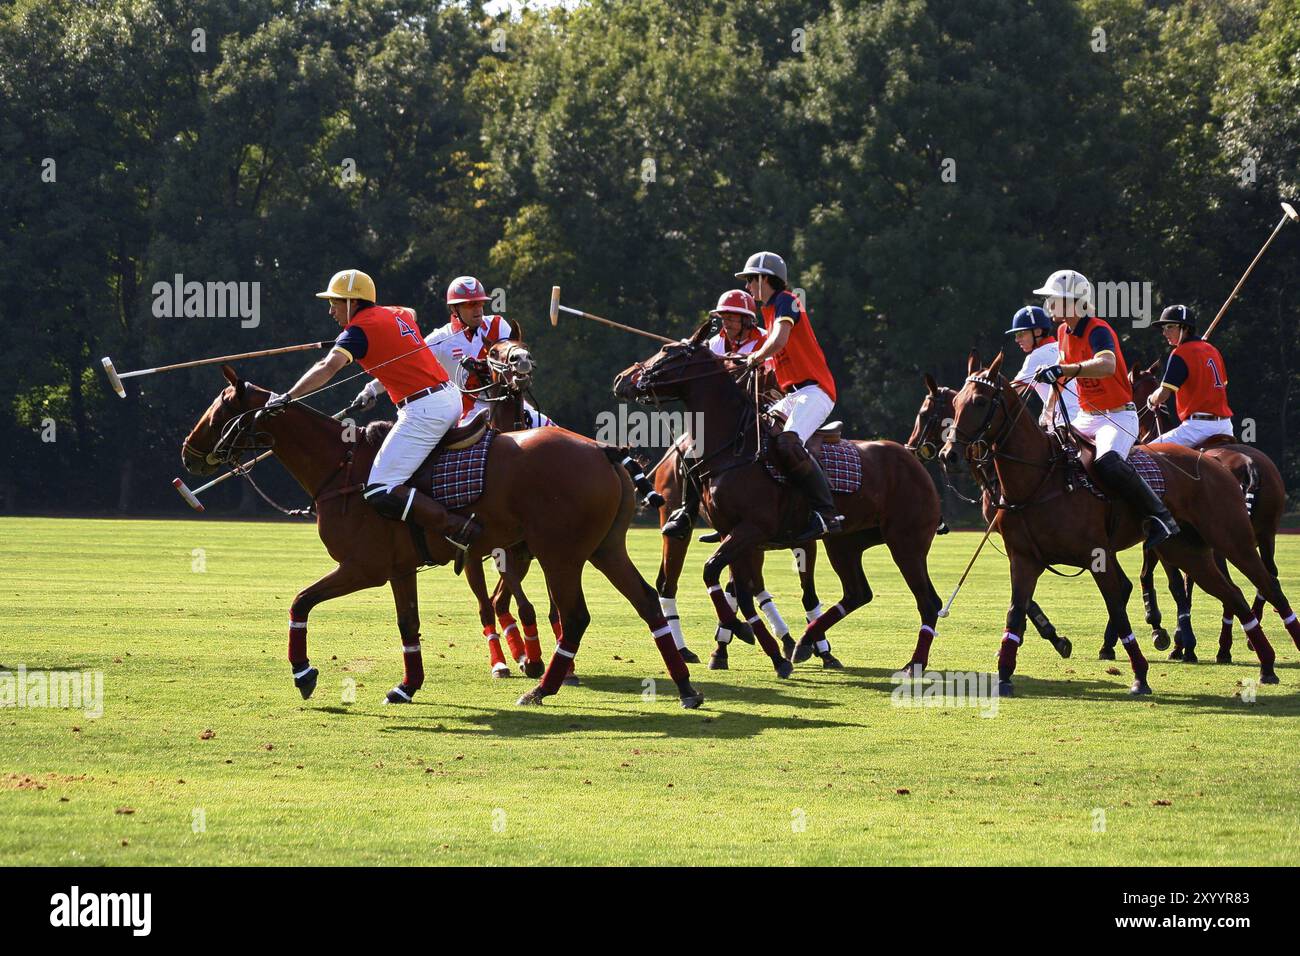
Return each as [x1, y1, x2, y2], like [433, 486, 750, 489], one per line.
[367, 385, 463, 492]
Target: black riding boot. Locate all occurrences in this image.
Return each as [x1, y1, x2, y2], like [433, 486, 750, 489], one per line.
[774, 432, 844, 542]
[1093, 451, 1179, 549]
[662, 478, 700, 541]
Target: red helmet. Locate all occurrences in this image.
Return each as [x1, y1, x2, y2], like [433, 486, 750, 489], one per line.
[446, 275, 491, 306]
[710, 289, 757, 320]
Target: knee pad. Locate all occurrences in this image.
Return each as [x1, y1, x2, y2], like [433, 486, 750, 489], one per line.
[365, 483, 415, 521]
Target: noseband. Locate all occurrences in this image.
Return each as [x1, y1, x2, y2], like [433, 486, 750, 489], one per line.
[183, 394, 274, 467]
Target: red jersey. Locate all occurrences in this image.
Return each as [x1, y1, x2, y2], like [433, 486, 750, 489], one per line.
[1162, 338, 1232, 419]
[760, 290, 836, 402]
[333, 305, 448, 404]
[1058, 315, 1131, 413]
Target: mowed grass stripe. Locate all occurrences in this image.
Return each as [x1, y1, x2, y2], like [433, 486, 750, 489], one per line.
[2, 517, 1298, 865]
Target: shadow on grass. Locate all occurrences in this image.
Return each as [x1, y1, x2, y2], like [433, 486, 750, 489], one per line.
[570, 673, 840, 710]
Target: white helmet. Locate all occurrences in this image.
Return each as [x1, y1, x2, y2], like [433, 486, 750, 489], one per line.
[1033, 269, 1092, 308]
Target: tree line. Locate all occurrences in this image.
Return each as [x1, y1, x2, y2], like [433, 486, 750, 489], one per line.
[2, 0, 1297, 519]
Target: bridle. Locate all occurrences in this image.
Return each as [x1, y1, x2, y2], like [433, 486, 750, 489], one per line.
[182, 392, 274, 468]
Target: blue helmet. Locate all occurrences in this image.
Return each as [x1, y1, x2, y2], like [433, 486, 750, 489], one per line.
[1005, 306, 1053, 336]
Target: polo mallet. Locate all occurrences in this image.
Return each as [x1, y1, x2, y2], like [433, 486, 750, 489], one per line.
[1203, 201, 1298, 342]
[937, 513, 999, 618]
[172, 405, 355, 512]
[101, 340, 330, 398]
[549, 286, 677, 345]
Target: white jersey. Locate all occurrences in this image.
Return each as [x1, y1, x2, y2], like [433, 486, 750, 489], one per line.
[423, 314, 515, 390]
[708, 330, 762, 356]
[1013, 340, 1080, 427]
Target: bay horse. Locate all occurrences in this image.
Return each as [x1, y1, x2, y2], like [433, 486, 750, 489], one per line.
[181, 365, 704, 708]
[905, 372, 1073, 660]
[1128, 361, 1290, 664]
[651, 433, 831, 669]
[939, 351, 1300, 695]
[613, 323, 942, 676]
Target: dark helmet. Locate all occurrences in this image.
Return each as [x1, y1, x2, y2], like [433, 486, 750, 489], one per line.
[1154, 304, 1196, 335]
[1005, 305, 1053, 336]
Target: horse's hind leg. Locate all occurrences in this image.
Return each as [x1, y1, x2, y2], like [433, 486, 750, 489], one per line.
[883, 530, 942, 674]
[288, 562, 386, 700]
[1212, 553, 1238, 664]
[384, 571, 425, 704]
[590, 544, 705, 707]
[1138, 546, 1169, 652]
[518, 562, 591, 705]
[494, 548, 547, 679]
[791, 532, 875, 666]
[1162, 559, 1197, 662]
[1160, 538, 1278, 684]
[655, 532, 699, 663]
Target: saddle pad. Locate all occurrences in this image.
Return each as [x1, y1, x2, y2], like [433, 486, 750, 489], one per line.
[428, 429, 496, 510]
[1129, 448, 1166, 498]
[764, 441, 862, 495]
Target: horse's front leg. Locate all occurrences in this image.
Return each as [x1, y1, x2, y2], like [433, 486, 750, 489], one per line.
[998, 551, 1045, 697]
[701, 524, 767, 671]
[1138, 546, 1170, 652]
[730, 553, 795, 678]
[385, 571, 424, 704]
[288, 563, 386, 700]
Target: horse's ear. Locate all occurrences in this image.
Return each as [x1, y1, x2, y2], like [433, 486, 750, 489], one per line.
[987, 352, 1004, 378]
[924, 372, 938, 395]
[967, 349, 981, 375]
[688, 318, 712, 346]
[510, 318, 525, 344]
[221, 364, 245, 401]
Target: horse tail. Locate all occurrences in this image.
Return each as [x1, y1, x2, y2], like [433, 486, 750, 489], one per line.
[600, 445, 665, 509]
[1242, 457, 1261, 517]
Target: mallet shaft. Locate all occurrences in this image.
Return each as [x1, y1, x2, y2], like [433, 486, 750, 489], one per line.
[938, 514, 999, 618]
[1204, 203, 1298, 342]
[556, 305, 677, 344]
[116, 341, 329, 379]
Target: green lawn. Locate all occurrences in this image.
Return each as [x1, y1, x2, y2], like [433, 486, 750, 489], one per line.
[2, 516, 1298, 865]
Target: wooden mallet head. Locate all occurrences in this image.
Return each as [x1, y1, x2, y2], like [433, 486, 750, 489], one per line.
[101, 357, 126, 398]
[549, 286, 561, 327]
[1283, 201, 1298, 222]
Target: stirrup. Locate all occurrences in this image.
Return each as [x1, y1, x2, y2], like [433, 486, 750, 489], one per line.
[443, 512, 480, 553]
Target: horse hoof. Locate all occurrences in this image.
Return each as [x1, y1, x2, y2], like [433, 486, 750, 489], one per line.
[729, 620, 756, 645]
[1216, 652, 1232, 665]
[562, 674, 581, 687]
[523, 660, 545, 679]
[781, 635, 796, 659]
[384, 684, 415, 704]
[997, 680, 1014, 698]
[294, 667, 319, 700]
[1182, 649, 1198, 664]
[1053, 637, 1072, 659]
[774, 657, 794, 679]
[707, 651, 728, 670]
[821, 654, 844, 670]
[791, 640, 815, 664]
[1168, 646, 1184, 661]
[1152, 627, 1171, 651]
[1260, 671, 1280, 685]
[679, 646, 701, 664]
[516, 687, 546, 706]
[491, 664, 511, 679]
[1129, 680, 1153, 696]
[679, 690, 705, 709]
[1097, 647, 1116, 661]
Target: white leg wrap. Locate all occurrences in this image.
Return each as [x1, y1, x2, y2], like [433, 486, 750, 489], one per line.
[660, 597, 686, 648]
[1003, 631, 1022, 645]
[757, 591, 789, 637]
[806, 603, 824, 624]
[716, 627, 733, 646]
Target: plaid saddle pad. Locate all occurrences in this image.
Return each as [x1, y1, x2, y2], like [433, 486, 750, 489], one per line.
[1129, 448, 1166, 498]
[426, 429, 496, 510]
[764, 440, 862, 494]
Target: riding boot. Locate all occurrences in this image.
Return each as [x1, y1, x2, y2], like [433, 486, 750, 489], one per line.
[394, 486, 483, 554]
[1093, 451, 1179, 549]
[661, 478, 700, 541]
[774, 432, 844, 542]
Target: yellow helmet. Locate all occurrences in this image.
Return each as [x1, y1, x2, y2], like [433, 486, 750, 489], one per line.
[315, 269, 376, 302]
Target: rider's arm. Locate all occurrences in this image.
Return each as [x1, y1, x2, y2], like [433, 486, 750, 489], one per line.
[748, 317, 792, 364]
[1150, 352, 1188, 408]
[284, 349, 350, 400]
[1061, 326, 1116, 379]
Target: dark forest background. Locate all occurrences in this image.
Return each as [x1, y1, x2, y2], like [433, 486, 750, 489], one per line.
[2, 0, 1297, 520]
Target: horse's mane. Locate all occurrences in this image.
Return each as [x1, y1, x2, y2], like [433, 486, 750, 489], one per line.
[363, 420, 395, 446]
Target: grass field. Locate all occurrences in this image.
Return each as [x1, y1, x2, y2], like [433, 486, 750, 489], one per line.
[3, 516, 1298, 866]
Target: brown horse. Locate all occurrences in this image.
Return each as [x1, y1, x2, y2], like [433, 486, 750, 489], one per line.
[905, 373, 1073, 660]
[613, 325, 942, 676]
[939, 352, 1300, 695]
[181, 365, 703, 708]
[651, 435, 830, 669]
[1129, 361, 1290, 663]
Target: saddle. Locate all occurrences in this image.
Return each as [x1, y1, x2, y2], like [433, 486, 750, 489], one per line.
[1194, 434, 1236, 451]
[407, 410, 495, 509]
[1056, 427, 1166, 500]
[806, 421, 843, 456]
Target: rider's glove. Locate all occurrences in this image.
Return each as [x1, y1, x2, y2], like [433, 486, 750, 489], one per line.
[1034, 365, 1066, 385]
[351, 381, 380, 414]
[263, 392, 292, 415]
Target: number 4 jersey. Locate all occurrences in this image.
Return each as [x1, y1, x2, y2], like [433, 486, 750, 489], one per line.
[332, 305, 449, 404]
[1161, 336, 1232, 420]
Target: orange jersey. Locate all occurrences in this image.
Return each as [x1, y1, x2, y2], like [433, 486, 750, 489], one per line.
[1162, 338, 1232, 419]
[760, 291, 836, 402]
[333, 305, 448, 405]
[1058, 315, 1131, 412]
